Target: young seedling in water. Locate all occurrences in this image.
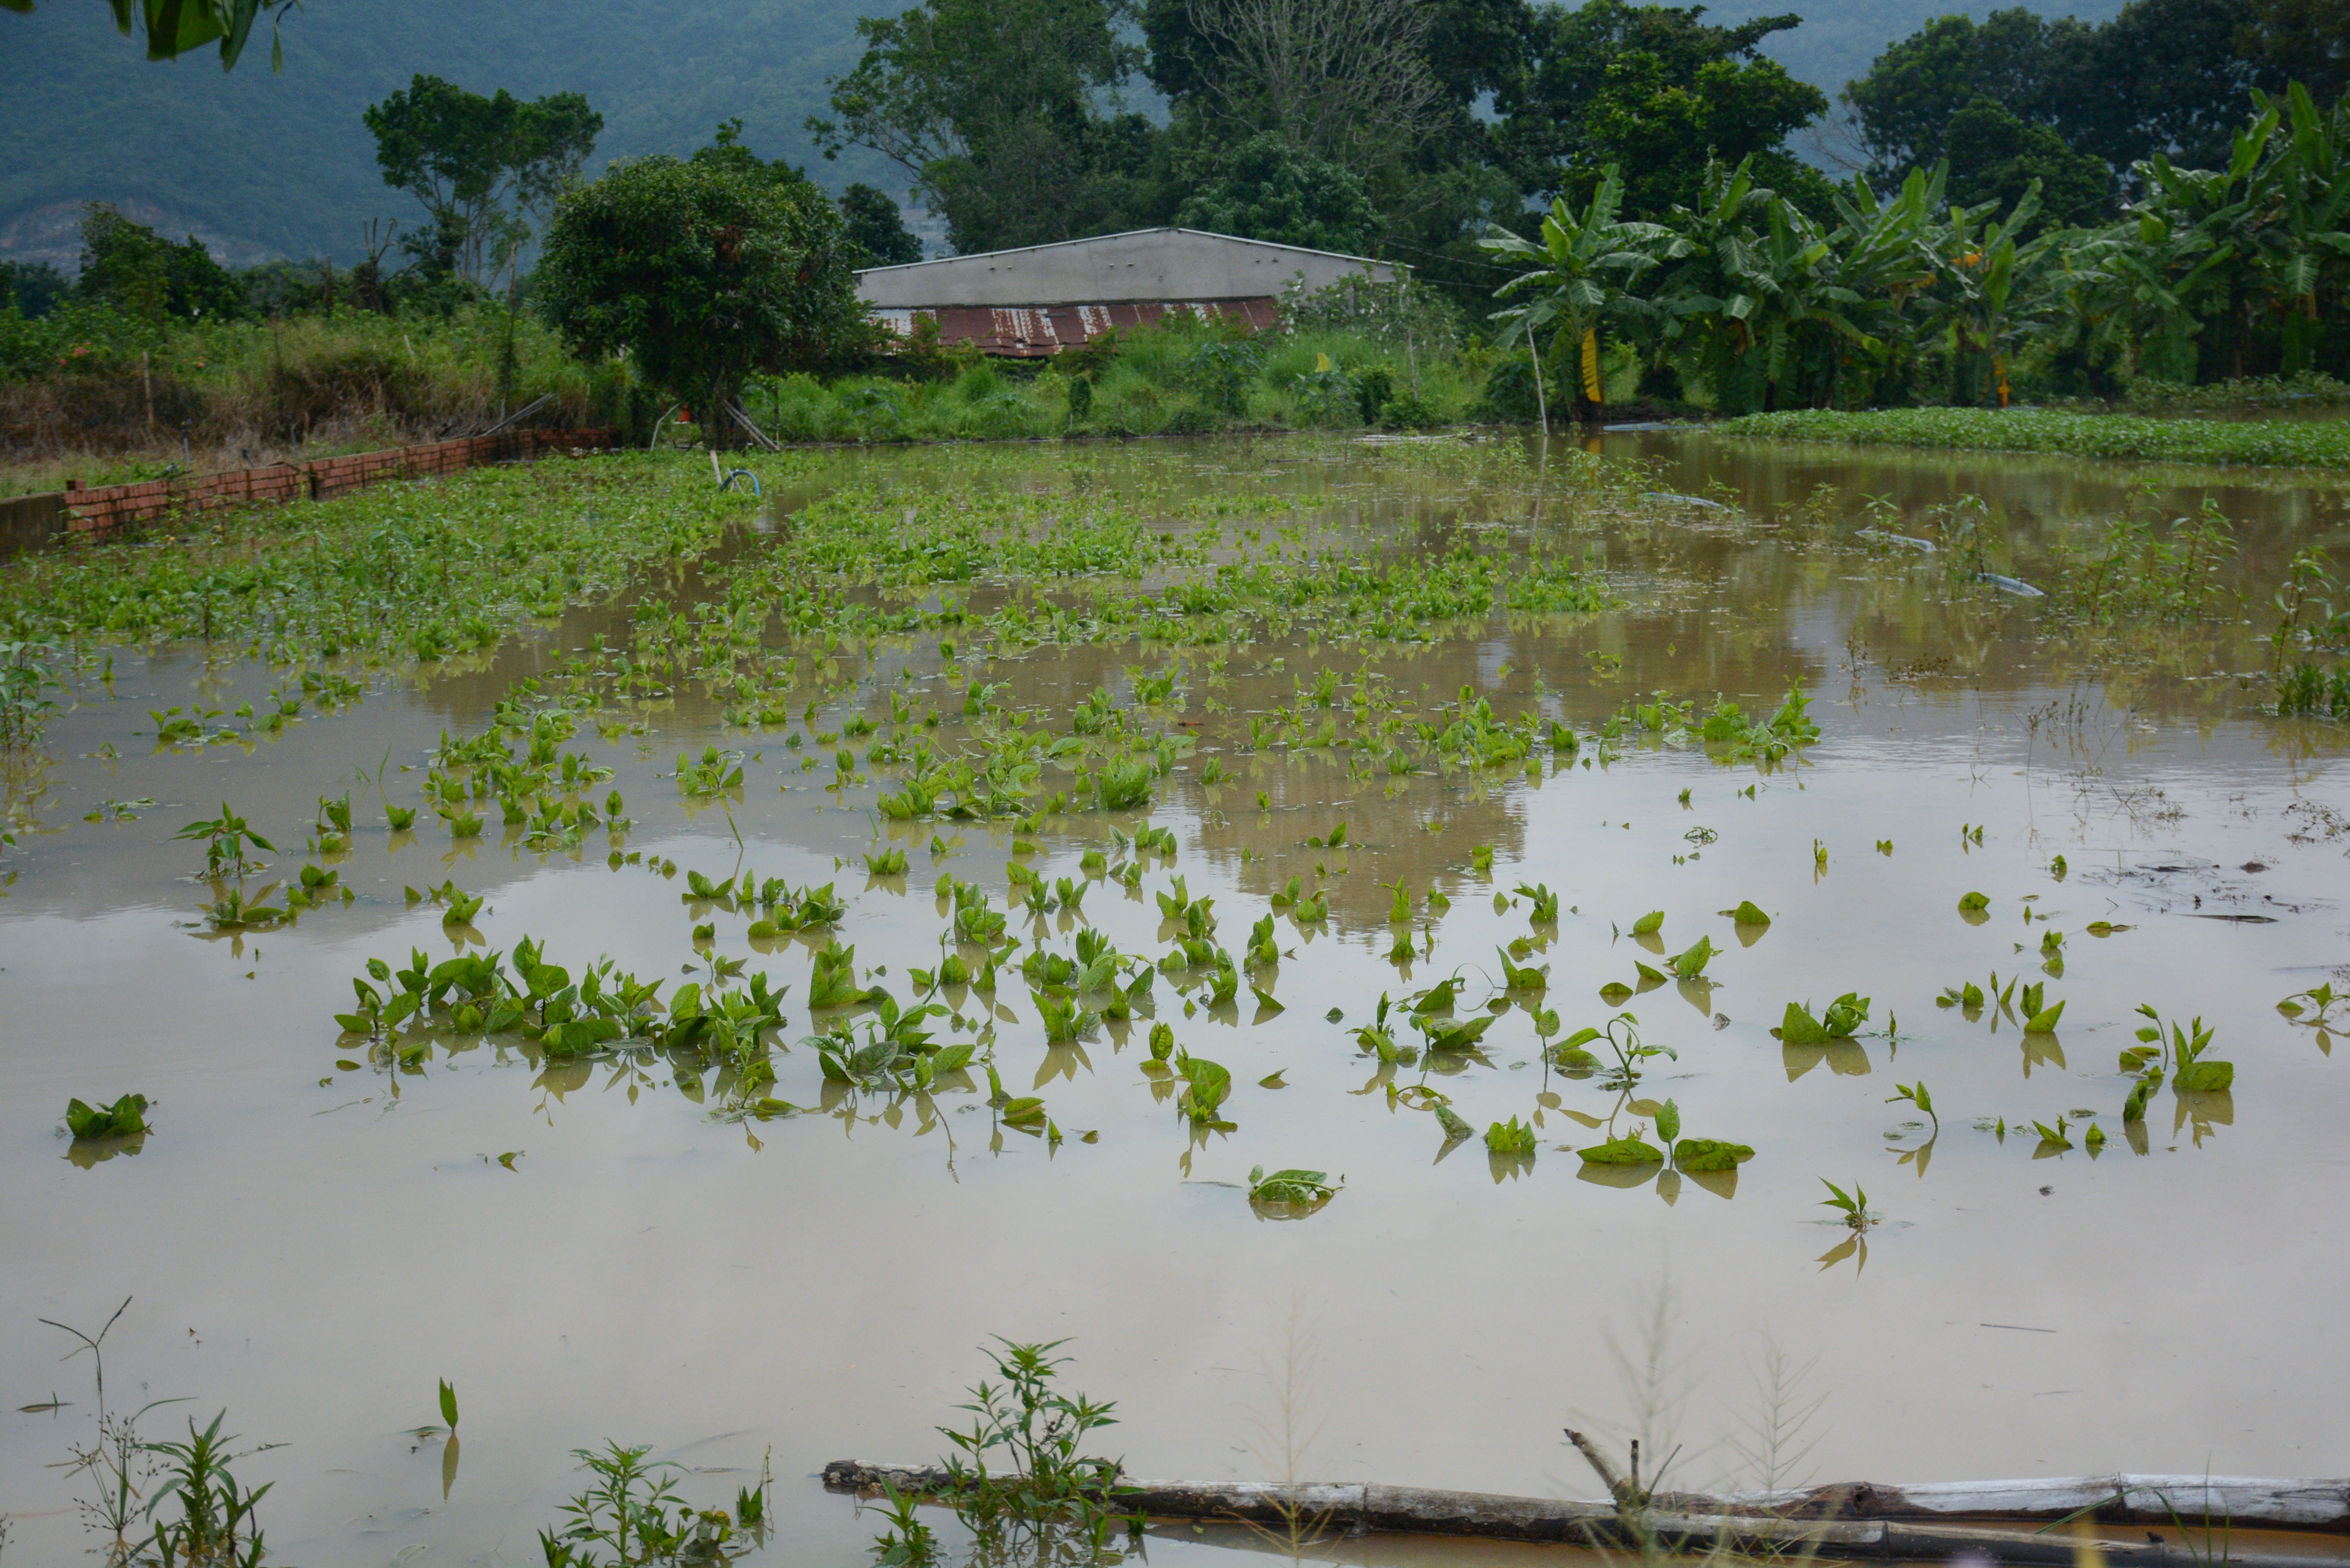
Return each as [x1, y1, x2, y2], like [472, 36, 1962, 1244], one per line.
[1886, 1081, 1937, 1138]
[1818, 1178, 1874, 1229]
[174, 803, 275, 878]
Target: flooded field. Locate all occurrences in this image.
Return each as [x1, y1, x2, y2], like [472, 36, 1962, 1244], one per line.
[3, 430, 2347, 1567]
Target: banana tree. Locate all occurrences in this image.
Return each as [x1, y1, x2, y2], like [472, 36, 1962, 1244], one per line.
[2257, 84, 2350, 375]
[1827, 163, 1948, 405]
[1932, 183, 2060, 406]
[1653, 157, 1878, 414]
[1481, 165, 1688, 422]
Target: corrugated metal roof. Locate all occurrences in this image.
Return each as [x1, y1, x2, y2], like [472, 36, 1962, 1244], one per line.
[856, 226, 1396, 309]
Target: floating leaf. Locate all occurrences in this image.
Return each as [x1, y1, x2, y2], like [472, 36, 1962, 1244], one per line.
[1580, 1136, 1664, 1165]
[1631, 910, 1664, 935]
[1672, 1138, 1754, 1172]
[2175, 1060, 2233, 1093]
[2022, 999, 2065, 1034]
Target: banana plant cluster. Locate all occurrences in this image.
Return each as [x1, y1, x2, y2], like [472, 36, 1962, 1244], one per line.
[1481, 86, 2350, 412]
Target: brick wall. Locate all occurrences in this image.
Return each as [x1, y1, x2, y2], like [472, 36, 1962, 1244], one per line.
[12, 428, 618, 550]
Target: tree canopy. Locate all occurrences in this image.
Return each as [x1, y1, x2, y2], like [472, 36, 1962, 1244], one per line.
[535, 155, 871, 440]
[363, 75, 603, 285]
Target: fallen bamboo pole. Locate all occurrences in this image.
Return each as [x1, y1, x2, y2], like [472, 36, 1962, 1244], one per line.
[821, 1462, 2350, 1567]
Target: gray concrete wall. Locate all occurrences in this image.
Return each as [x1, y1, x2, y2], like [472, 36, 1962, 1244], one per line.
[857, 227, 1395, 308]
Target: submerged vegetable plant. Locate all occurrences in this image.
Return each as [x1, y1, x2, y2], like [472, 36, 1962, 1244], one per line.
[174, 803, 275, 879]
[1818, 1178, 1874, 1229]
[64, 1093, 149, 1140]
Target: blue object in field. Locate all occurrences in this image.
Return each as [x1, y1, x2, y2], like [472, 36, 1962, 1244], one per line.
[719, 469, 761, 497]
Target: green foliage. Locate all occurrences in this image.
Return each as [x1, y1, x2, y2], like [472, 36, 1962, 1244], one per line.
[1580, 1134, 1663, 1164]
[0, 454, 772, 665]
[1480, 1115, 1537, 1155]
[1775, 993, 1870, 1044]
[1723, 406, 2350, 467]
[364, 75, 603, 284]
[1176, 133, 1379, 253]
[538, 156, 869, 433]
[1247, 1165, 1338, 1205]
[809, 0, 1157, 256]
[65, 1092, 149, 1139]
[173, 801, 275, 878]
[1943, 97, 2116, 231]
[1493, 0, 1823, 216]
[38, 0, 302, 67]
[76, 202, 241, 326]
[2052, 497, 2236, 625]
[840, 182, 924, 267]
[141, 1410, 275, 1568]
[934, 1339, 1127, 1561]
[1818, 1177, 1873, 1228]
[542, 1439, 768, 1566]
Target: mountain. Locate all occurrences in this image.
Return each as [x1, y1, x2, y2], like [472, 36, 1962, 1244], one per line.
[0, 0, 906, 270]
[1, 0, 2127, 271]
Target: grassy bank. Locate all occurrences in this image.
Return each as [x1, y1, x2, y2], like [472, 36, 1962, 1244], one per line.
[1716, 407, 2350, 468]
[1, 304, 623, 494]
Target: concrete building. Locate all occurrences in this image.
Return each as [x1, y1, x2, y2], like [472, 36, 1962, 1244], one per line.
[855, 227, 1397, 357]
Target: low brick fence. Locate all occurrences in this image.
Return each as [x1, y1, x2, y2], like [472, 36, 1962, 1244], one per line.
[0, 427, 618, 555]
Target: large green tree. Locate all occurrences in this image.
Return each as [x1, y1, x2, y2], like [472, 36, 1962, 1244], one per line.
[1175, 133, 1379, 252]
[1494, 0, 1827, 220]
[536, 156, 871, 444]
[2237, 0, 2349, 105]
[1943, 98, 2115, 231]
[808, 0, 1159, 254]
[1841, 0, 2275, 196]
[78, 201, 240, 322]
[363, 75, 603, 285]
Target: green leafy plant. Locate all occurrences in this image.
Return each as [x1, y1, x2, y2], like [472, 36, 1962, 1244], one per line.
[65, 1093, 150, 1140]
[1886, 1081, 1937, 1137]
[1818, 1178, 1874, 1229]
[933, 1340, 1128, 1563]
[1247, 1166, 1339, 1212]
[2122, 1005, 2233, 1103]
[1483, 1117, 1538, 1155]
[140, 1410, 275, 1568]
[1773, 993, 1870, 1044]
[173, 802, 275, 879]
[541, 1439, 768, 1566]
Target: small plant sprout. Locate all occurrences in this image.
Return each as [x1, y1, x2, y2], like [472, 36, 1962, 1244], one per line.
[1818, 1179, 1874, 1229]
[1886, 1081, 1937, 1137]
[2279, 982, 2348, 1031]
[174, 802, 276, 879]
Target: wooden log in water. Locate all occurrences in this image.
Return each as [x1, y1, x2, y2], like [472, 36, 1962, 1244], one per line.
[819, 1462, 2350, 1567]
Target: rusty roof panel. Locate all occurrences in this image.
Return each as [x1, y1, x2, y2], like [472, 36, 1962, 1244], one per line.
[872, 297, 1281, 359]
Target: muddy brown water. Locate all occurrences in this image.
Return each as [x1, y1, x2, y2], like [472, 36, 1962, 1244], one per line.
[3, 432, 2348, 1567]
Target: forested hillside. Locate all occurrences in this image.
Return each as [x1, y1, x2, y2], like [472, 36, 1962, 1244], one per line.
[2, 0, 2127, 269]
[0, 0, 901, 267]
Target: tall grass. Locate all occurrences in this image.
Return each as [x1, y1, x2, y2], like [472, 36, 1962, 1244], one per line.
[1, 303, 621, 492]
[741, 320, 1479, 446]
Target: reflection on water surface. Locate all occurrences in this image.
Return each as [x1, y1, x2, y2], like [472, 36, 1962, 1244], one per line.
[2, 432, 2346, 1566]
